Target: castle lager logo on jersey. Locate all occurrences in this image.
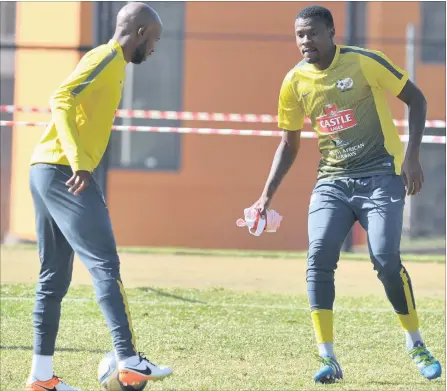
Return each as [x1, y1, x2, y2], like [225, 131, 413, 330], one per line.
[317, 104, 358, 134]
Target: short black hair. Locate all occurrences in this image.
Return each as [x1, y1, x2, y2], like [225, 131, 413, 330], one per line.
[296, 5, 334, 29]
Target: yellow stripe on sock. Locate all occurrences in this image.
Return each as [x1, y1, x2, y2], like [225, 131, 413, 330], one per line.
[311, 309, 333, 344]
[397, 268, 420, 331]
[117, 280, 137, 349]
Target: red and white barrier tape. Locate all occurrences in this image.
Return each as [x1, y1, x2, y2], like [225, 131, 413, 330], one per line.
[1, 105, 446, 129]
[1, 120, 445, 144]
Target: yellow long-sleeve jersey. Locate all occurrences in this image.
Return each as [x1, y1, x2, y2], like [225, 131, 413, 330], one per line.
[31, 39, 127, 173]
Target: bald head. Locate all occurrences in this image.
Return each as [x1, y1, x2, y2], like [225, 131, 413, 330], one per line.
[114, 2, 162, 64]
[116, 2, 162, 31]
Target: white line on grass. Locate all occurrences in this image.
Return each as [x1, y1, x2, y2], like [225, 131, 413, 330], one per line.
[0, 296, 443, 313]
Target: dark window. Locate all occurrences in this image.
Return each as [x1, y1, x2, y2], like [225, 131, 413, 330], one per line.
[0, 1, 16, 240]
[0, 2, 16, 42]
[344, 2, 367, 47]
[109, 1, 185, 171]
[421, 2, 446, 64]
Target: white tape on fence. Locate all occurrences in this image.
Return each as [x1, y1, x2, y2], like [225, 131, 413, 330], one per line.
[1, 120, 445, 144]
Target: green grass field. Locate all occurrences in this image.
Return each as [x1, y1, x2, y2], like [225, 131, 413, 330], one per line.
[5, 243, 446, 263]
[1, 283, 445, 390]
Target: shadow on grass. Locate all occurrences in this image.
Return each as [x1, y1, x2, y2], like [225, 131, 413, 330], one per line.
[136, 287, 207, 305]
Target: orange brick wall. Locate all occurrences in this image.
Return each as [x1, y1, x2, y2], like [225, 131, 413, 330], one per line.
[8, 2, 93, 240]
[107, 2, 346, 250]
[8, 2, 445, 251]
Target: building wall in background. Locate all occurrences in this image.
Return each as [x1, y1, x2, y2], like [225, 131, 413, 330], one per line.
[7, 2, 93, 241]
[368, 1, 445, 121]
[108, 1, 347, 250]
[0, 2, 16, 241]
[368, 1, 446, 238]
[6, 1, 446, 250]
[108, 1, 446, 250]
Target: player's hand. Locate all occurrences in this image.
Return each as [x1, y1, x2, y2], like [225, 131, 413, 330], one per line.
[401, 155, 424, 196]
[251, 194, 271, 218]
[66, 170, 91, 196]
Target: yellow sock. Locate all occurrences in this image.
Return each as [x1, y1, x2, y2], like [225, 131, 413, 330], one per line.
[398, 314, 420, 331]
[397, 268, 420, 331]
[311, 309, 333, 344]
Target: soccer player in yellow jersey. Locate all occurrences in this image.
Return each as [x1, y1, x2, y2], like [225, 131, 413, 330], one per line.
[252, 5, 441, 384]
[26, 3, 173, 390]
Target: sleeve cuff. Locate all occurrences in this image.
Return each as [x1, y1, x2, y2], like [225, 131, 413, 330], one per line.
[277, 121, 304, 131]
[71, 159, 92, 173]
[394, 74, 409, 97]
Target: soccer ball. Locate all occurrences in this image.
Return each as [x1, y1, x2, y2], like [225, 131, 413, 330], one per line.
[98, 351, 148, 391]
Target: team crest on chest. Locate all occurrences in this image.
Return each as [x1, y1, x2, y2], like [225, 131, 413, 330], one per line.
[336, 77, 354, 92]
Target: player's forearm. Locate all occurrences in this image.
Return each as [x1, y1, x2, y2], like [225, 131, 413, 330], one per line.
[405, 91, 427, 158]
[261, 137, 300, 199]
[50, 96, 91, 172]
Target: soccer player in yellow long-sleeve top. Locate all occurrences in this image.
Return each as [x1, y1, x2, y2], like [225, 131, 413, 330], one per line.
[27, 3, 173, 390]
[251, 5, 441, 384]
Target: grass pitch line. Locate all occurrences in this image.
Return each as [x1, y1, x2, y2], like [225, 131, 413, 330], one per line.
[0, 296, 443, 313]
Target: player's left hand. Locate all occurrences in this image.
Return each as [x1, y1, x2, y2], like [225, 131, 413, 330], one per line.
[401, 155, 424, 196]
[66, 170, 91, 196]
[250, 195, 271, 220]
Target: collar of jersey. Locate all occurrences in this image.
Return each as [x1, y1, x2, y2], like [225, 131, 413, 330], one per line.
[308, 44, 341, 73]
[108, 39, 126, 62]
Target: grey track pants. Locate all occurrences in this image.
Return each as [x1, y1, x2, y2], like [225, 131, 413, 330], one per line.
[29, 163, 136, 360]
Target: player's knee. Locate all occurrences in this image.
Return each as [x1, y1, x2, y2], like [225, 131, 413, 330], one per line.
[307, 239, 339, 271]
[37, 279, 71, 300]
[89, 261, 121, 282]
[371, 253, 402, 282]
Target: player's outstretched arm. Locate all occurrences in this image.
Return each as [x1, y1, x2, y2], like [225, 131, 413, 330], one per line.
[397, 80, 427, 196]
[252, 130, 301, 213]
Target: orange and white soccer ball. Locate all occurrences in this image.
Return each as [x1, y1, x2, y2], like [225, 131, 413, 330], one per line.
[98, 351, 147, 391]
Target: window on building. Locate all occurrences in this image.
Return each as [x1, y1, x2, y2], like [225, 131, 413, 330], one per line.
[0, 2, 16, 42]
[108, 1, 185, 171]
[344, 2, 368, 47]
[0, 1, 16, 83]
[0, 1, 16, 240]
[421, 1, 446, 64]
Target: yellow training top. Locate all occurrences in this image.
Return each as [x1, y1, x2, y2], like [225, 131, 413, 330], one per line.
[278, 45, 409, 179]
[31, 40, 126, 172]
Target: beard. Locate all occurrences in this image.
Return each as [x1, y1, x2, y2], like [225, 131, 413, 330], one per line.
[131, 40, 147, 64]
